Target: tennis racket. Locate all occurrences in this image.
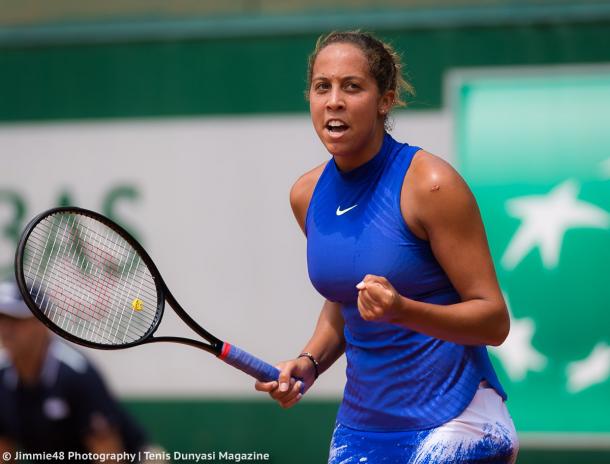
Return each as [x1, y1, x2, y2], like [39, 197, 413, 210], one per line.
[14, 206, 293, 387]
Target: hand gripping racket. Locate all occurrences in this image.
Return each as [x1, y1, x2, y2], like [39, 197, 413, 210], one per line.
[14, 206, 293, 387]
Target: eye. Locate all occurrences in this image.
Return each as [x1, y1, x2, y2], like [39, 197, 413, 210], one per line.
[345, 82, 361, 91]
[314, 82, 330, 92]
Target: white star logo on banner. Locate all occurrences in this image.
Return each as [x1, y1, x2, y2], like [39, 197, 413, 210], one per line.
[501, 180, 610, 270]
[566, 342, 610, 393]
[491, 294, 547, 381]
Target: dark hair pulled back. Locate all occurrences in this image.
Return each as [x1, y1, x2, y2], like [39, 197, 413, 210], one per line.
[306, 30, 415, 128]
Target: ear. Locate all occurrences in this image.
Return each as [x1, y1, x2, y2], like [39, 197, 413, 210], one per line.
[379, 90, 395, 116]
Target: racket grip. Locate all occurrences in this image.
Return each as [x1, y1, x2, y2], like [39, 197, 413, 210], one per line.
[220, 343, 279, 381]
[219, 343, 304, 393]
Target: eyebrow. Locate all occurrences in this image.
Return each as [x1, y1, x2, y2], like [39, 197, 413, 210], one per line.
[311, 75, 365, 81]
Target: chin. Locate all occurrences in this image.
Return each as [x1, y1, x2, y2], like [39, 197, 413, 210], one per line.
[323, 143, 350, 158]
[319, 135, 352, 157]
[329, 148, 353, 160]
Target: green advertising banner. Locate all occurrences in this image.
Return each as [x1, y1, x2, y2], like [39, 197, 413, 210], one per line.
[453, 66, 610, 440]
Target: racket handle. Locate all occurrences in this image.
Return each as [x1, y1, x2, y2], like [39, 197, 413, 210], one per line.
[219, 343, 304, 393]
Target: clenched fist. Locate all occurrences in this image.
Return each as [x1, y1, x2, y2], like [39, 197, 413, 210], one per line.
[356, 274, 402, 323]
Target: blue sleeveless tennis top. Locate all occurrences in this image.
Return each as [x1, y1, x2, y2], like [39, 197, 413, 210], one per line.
[305, 133, 506, 431]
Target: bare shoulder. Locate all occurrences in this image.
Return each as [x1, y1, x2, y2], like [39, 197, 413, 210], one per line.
[290, 162, 328, 234]
[408, 150, 467, 193]
[403, 150, 478, 237]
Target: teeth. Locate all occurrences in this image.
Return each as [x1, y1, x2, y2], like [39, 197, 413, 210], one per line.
[328, 120, 346, 127]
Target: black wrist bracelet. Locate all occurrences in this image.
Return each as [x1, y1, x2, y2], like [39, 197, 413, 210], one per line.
[298, 352, 320, 379]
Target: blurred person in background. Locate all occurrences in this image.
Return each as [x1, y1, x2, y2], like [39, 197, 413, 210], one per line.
[0, 278, 150, 464]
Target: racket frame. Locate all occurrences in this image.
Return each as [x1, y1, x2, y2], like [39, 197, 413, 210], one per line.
[15, 206, 224, 356]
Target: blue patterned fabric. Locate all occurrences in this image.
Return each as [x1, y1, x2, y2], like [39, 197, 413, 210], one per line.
[306, 133, 506, 431]
[328, 388, 518, 463]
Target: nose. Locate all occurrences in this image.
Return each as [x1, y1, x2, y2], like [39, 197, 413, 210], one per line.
[326, 86, 345, 111]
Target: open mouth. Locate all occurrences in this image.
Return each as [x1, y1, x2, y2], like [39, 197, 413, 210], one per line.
[326, 120, 349, 134]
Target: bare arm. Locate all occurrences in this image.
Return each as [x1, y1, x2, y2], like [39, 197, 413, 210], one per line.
[357, 151, 509, 346]
[300, 299, 345, 376]
[255, 163, 346, 407]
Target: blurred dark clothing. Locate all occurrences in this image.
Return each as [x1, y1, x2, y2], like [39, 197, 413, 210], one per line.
[0, 339, 146, 463]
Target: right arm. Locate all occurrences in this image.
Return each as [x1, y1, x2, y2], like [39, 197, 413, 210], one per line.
[255, 163, 346, 408]
[300, 300, 345, 381]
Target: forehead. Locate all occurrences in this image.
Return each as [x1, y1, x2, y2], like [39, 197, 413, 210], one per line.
[312, 43, 370, 78]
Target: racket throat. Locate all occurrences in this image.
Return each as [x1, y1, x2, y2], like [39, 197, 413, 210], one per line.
[147, 336, 223, 355]
[218, 342, 232, 360]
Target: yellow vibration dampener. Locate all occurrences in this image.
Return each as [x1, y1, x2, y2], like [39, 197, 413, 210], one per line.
[131, 298, 143, 311]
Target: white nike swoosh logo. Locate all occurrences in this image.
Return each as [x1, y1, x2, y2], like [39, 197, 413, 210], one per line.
[336, 204, 358, 216]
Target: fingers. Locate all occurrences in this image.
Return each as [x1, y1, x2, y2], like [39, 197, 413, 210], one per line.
[261, 377, 303, 408]
[360, 274, 388, 285]
[275, 364, 303, 407]
[358, 290, 385, 321]
[358, 275, 391, 296]
[357, 289, 378, 320]
[254, 380, 278, 392]
[277, 365, 292, 393]
[277, 378, 304, 408]
[280, 385, 303, 409]
[356, 274, 397, 321]
[254, 362, 305, 409]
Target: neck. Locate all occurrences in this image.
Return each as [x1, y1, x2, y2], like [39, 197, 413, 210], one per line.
[12, 335, 49, 386]
[333, 127, 386, 172]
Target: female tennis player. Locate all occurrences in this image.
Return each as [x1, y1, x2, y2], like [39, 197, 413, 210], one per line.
[255, 31, 518, 463]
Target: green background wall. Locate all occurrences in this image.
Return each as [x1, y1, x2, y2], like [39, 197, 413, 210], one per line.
[2, 21, 610, 121]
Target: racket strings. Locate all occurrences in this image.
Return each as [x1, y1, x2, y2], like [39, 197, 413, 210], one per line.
[22, 212, 159, 345]
[27, 220, 157, 315]
[25, 217, 154, 342]
[26, 231, 158, 303]
[27, 234, 153, 336]
[26, 217, 155, 344]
